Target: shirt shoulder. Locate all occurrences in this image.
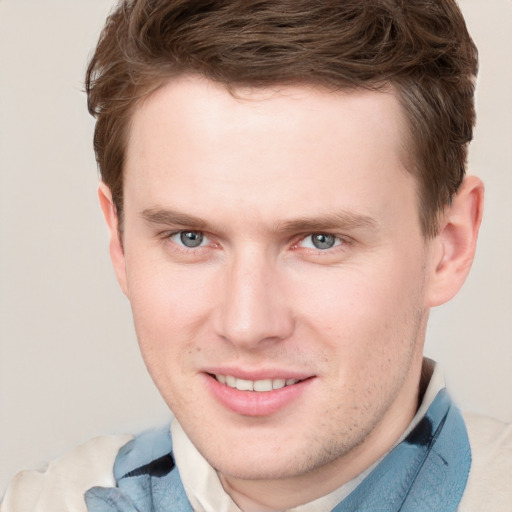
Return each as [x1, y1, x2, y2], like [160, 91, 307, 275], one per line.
[0, 434, 133, 512]
[459, 412, 512, 512]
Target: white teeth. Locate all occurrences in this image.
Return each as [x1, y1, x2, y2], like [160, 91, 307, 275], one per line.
[272, 379, 286, 390]
[215, 375, 300, 392]
[253, 379, 272, 392]
[236, 378, 254, 391]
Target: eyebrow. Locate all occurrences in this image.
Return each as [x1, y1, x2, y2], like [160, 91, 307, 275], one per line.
[141, 208, 210, 229]
[275, 211, 378, 234]
[140, 207, 378, 233]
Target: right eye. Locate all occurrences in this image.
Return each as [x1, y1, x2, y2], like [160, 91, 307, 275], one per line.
[169, 230, 207, 248]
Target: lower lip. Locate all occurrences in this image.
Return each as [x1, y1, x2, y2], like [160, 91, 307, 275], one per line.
[204, 374, 313, 417]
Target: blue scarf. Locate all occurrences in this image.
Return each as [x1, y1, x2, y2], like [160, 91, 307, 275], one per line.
[85, 389, 471, 512]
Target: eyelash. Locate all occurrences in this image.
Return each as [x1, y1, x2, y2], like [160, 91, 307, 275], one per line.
[294, 233, 345, 251]
[164, 230, 212, 250]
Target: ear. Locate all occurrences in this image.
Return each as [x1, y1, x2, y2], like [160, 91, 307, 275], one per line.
[426, 175, 484, 307]
[98, 182, 128, 296]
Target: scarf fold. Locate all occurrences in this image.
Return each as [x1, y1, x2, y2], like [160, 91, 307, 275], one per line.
[85, 389, 470, 512]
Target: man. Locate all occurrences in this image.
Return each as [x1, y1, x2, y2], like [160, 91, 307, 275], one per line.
[1, 0, 511, 511]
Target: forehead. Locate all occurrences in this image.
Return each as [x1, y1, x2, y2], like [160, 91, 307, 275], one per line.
[124, 76, 417, 231]
[128, 76, 409, 156]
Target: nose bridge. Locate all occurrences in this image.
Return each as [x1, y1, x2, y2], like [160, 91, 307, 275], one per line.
[216, 245, 292, 347]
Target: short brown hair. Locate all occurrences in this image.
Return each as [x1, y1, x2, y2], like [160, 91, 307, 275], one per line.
[86, 0, 478, 236]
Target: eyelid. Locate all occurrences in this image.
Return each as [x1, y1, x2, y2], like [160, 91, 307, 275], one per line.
[160, 229, 350, 252]
[292, 232, 350, 251]
[165, 229, 211, 248]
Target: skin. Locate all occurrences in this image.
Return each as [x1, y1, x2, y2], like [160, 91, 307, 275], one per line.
[100, 76, 483, 511]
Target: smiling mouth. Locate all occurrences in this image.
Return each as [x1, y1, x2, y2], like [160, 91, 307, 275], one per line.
[212, 374, 302, 392]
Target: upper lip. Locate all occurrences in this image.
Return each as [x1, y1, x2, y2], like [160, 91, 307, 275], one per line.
[203, 367, 313, 381]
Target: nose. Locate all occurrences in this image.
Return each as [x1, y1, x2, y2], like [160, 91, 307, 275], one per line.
[214, 249, 294, 349]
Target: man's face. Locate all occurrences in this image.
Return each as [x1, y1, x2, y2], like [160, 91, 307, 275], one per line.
[113, 77, 438, 484]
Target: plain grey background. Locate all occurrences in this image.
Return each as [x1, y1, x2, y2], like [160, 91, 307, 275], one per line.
[1, 0, 511, 494]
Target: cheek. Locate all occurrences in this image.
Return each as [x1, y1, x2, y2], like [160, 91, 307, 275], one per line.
[298, 264, 427, 425]
[127, 246, 215, 321]
[126, 271, 208, 413]
[125, 255, 217, 373]
[294, 256, 427, 362]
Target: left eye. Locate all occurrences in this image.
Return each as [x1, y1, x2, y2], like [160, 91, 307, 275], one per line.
[170, 230, 207, 248]
[299, 233, 341, 250]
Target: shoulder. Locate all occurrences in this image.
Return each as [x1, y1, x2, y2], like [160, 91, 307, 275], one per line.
[459, 412, 512, 511]
[0, 434, 133, 512]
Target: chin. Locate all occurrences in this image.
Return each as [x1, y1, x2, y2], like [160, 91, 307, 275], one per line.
[203, 429, 354, 482]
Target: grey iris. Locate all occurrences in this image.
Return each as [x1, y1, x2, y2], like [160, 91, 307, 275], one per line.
[180, 231, 204, 247]
[312, 233, 336, 249]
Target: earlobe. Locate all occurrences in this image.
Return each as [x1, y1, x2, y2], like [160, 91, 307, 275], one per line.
[98, 182, 128, 296]
[426, 175, 484, 307]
